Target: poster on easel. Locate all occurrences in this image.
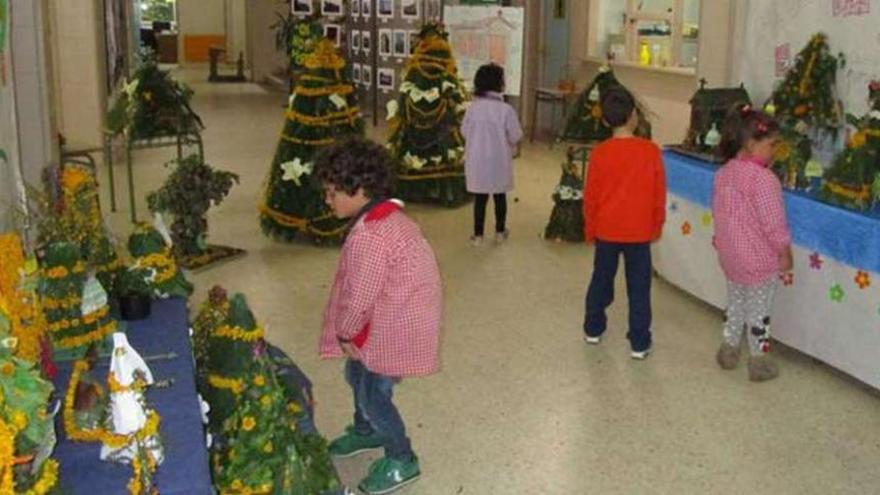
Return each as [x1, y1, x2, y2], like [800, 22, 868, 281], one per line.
[443, 5, 524, 96]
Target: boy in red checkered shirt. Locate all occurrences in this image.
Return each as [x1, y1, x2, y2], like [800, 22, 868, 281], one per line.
[314, 138, 442, 494]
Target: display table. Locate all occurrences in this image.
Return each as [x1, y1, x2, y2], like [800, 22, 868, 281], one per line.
[655, 150, 880, 389]
[52, 298, 213, 494]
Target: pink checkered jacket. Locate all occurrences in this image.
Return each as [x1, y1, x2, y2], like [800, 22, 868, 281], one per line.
[712, 156, 791, 286]
[319, 201, 442, 377]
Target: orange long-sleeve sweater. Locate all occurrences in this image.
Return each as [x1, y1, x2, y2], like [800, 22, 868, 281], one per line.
[583, 137, 666, 243]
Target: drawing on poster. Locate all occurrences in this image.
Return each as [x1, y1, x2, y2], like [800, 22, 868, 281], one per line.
[402, 0, 419, 19]
[322, 0, 344, 16]
[832, 0, 870, 17]
[378, 68, 395, 90]
[393, 30, 408, 57]
[353, 63, 362, 83]
[379, 29, 393, 57]
[293, 0, 313, 14]
[444, 6, 525, 95]
[362, 31, 372, 55]
[378, 0, 394, 18]
[363, 65, 373, 87]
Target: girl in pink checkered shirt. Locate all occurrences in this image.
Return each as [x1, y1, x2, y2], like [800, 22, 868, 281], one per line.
[712, 105, 793, 382]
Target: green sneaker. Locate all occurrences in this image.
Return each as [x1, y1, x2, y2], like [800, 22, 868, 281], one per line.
[358, 455, 421, 495]
[328, 426, 384, 458]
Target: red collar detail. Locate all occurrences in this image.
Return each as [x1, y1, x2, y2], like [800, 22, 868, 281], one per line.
[365, 200, 401, 222]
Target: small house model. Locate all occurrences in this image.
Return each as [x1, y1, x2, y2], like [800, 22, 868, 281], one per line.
[683, 79, 751, 152]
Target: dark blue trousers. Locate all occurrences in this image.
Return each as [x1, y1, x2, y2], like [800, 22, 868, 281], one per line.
[345, 359, 414, 461]
[584, 240, 653, 352]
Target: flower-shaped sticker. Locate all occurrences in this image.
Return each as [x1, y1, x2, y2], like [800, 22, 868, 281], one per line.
[280, 158, 313, 186]
[681, 221, 692, 236]
[809, 252, 824, 270]
[701, 212, 713, 227]
[829, 284, 845, 303]
[779, 272, 794, 286]
[855, 271, 871, 289]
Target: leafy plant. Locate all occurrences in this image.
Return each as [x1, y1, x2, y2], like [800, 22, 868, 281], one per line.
[116, 268, 152, 298]
[147, 155, 239, 257]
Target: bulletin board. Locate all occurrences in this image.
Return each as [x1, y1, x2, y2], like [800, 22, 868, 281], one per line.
[733, 0, 880, 118]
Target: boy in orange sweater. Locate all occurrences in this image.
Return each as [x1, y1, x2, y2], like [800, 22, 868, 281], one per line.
[582, 86, 666, 359]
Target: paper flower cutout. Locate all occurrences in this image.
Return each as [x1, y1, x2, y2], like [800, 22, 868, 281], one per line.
[288, 93, 296, 109]
[441, 81, 457, 93]
[681, 221, 692, 236]
[779, 272, 794, 286]
[403, 152, 426, 170]
[829, 284, 845, 303]
[855, 271, 871, 289]
[809, 252, 824, 270]
[701, 212, 713, 227]
[386, 99, 399, 120]
[123, 78, 140, 99]
[280, 158, 313, 186]
[329, 93, 347, 109]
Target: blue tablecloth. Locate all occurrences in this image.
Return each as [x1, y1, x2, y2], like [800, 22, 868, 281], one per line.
[52, 298, 214, 495]
[663, 149, 880, 274]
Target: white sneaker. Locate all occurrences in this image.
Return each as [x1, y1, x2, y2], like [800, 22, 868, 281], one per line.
[494, 230, 510, 243]
[583, 336, 601, 345]
[630, 347, 652, 360]
[468, 235, 484, 247]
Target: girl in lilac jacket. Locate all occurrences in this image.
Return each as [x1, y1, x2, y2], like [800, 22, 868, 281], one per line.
[462, 63, 523, 246]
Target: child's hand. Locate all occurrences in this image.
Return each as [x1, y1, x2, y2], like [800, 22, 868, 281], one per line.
[779, 247, 793, 273]
[339, 341, 361, 361]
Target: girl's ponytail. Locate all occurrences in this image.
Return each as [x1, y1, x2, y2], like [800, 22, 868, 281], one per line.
[719, 103, 780, 161]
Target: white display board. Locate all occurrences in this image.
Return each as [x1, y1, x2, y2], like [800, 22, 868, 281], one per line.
[443, 5, 524, 96]
[733, 0, 880, 118]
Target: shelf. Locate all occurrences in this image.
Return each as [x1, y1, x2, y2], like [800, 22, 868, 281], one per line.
[580, 57, 696, 77]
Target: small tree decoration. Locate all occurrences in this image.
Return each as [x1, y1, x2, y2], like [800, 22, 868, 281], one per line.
[821, 80, 880, 210]
[127, 223, 193, 299]
[388, 23, 469, 206]
[147, 155, 240, 269]
[544, 148, 587, 242]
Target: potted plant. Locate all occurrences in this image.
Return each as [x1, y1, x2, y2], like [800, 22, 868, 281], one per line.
[116, 268, 152, 321]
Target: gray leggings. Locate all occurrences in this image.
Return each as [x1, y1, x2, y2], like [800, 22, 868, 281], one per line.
[723, 280, 777, 356]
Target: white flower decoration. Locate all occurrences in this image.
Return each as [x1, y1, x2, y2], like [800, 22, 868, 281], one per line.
[588, 86, 600, 102]
[430, 155, 443, 164]
[386, 100, 399, 120]
[795, 120, 809, 135]
[442, 81, 457, 93]
[288, 93, 296, 109]
[870, 110, 880, 121]
[329, 93, 347, 109]
[280, 158, 314, 186]
[555, 185, 583, 201]
[123, 78, 140, 99]
[403, 152, 426, 170]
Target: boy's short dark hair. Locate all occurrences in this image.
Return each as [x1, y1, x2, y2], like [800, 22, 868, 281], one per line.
[313, 138, 394, 199]
[474, 63, 505, 97]
[600, 86, 636, 128]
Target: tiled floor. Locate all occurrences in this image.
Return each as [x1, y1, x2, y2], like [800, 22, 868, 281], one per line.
[102, 70, 880, 494]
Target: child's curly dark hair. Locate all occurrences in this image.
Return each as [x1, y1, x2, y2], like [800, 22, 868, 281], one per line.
[312, 138, 395, 199]
[474, 63, 505, 97]
[719, 103, 780, 161]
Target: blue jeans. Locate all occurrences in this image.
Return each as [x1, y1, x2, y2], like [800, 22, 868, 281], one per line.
[345, 359, 414, 461]
[584, 240, 653, 352]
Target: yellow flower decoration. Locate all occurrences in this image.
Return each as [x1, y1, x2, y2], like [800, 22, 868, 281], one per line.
[263, 442, 274, 454]
[849, 131, 867, 149]
[591, 104, 602, 119]
[241, 416, 256, 432]
[231, 479, 244, 490]
[253, 375, 266, 387]
[287, 402, 302, 414]
[774, 141, 792, 161]
[11, 410, 28, 431]
[0, 362, 13, 376]
[260, 395, 272, 407]
[61, 167, 89, 192]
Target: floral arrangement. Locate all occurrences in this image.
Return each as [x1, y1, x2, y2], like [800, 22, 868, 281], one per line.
[0, 413, 58, 495]
[388, 23, 469, 206]
[821, 80, 880, 209]
[127, 223, 193, 299]
[0, 233, 46, 363]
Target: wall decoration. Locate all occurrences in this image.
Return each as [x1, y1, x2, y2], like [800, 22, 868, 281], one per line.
[292, 0, 313, 15]
[362, 31, 372, 55]
[402, 0, 420, 20]
[352, 0, 361, 16]
[324, 24, 341, 46]
[379, 29, 393, 57]
[408, 30, 420, 55]
[393, 29, 408, 57]
[352, 30, 361, 53]
[832, 0, 870, 17]
[362, 0, 372, 17]
[353, 63, 362, 83]
[426, 0, 442, 20]
[363, 65, 372, 87]
[322, 0, 344, 16]
[377, 67, 395, 90]
[378, 0, 394, 18]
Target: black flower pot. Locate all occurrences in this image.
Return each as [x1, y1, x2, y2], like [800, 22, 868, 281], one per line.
[118, 293, 152, 321]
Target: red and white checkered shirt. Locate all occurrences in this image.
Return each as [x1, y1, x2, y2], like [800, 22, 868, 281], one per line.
[712, 157, 791, 286]
[319, 202, 442, 377]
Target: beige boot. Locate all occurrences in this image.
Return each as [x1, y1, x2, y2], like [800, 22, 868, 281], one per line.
[748, 355, 779, 382]
[716, 343, 740, 370]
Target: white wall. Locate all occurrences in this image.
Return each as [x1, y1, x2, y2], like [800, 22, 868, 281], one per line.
[246, 0, 289, 83]
[177, 0, 225, 34]
[226, 0, 247, 62]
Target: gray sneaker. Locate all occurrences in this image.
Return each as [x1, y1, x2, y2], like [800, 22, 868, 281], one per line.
[494, 230, 510, 243]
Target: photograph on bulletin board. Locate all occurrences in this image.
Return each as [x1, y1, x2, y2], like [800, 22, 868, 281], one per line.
[393, 30, 408, 57]
[322, 0, 344, 16]
[353, 63, 362, 83]
[324, 24, 341, 46]
[362, 0, 372, 18]
[352, 0, 361, 16]
[292, 0, 313, 15]
[352, 31, 361, 53]
[378, 0, 394, 18]
[402, 0, 420, 20]
[362, 31, 372, 55]
[408, 30, 420, 55]
[378, 68, 395, 91]
[363, 65, 373, 87]
[379, 29, 393, 57]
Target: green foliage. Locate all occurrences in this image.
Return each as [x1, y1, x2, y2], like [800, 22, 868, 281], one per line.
[544, 149, 586, 242]
[147, 155, 239, 257]
[140, 0, 175, 22]
[106, 54, 203, 139]
[560, 68, 652, 143]
[260, 40, 364, 244]
[0, 350, 54, 455]
[769, 33, 844, 135]
[116, 267, 152, 297]
[127, 224, 193, 298]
